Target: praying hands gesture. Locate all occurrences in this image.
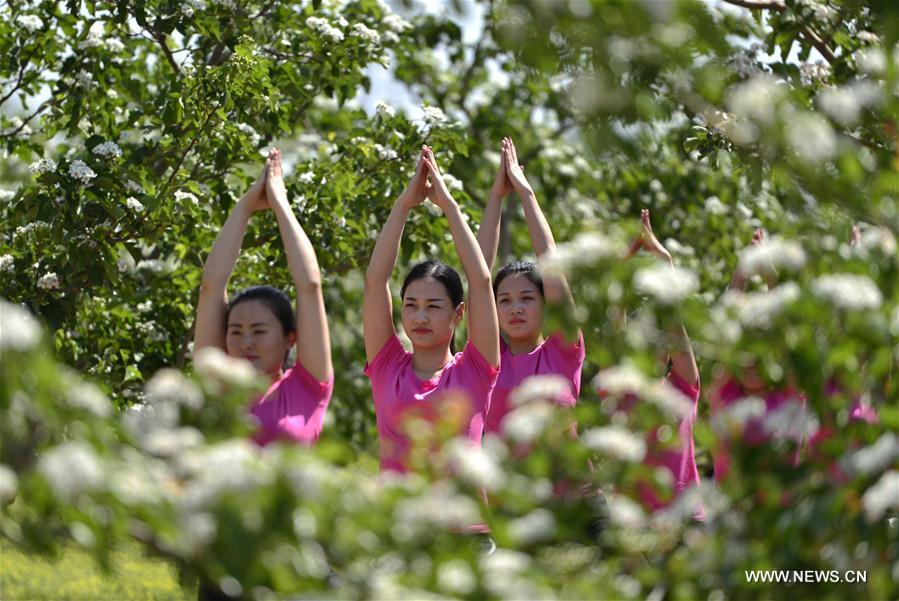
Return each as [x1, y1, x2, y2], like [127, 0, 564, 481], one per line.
[626, 209, 673, 265]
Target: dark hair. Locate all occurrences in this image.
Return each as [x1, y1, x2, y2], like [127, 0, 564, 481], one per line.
[225, 285, 296, 335]
[400, 260, 464, 353]
[493, 261, 544, 298]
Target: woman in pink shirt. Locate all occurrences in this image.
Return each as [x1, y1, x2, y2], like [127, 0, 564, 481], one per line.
[364, 146, 500, 473]
[623, 209, 703, 513]
[475, 137, 585, 435]
[193, 148, 333, 447]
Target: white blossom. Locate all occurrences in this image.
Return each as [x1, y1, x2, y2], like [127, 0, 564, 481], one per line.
[726, 75, 785, 125]
[78, 24, 105, 50]
[811, 273, 882, 311]
[607, 494, 647, 528]
[711, 396, 766, 437]
[0, 254, 13, 273]
[786, 112, 837, 163]
[298, 171, 316, 184]
[704, 195, 727, 215]
[193, 346, 259, 388]
[382, 14, 412, 33]
[373, 143, 398, 161]
[0, 300, 42, 352]
[857, 31, 880, 45]
[594, 365, 693, 419]
[15, 14, 44, 32]
[235, 123, 261, 146]
[0, 188, 16, 203]
[68, 159, 97, 185]
[126, 197, 144, 212]
[178, 440, 268, 509]
[437, 560, 475, 595]
[375, 101, 396, 118]
[722, 283, 801, 329]
[843, 434, 899, 477]
[105, 38, 125, 53]
[0, 464, 18, 504]
[799, 61, 831, 85]
[441, 172, 463, 191]
[508, 508, 556, 545]
[737, 237, 806, 278]
[633, 264, 698, 305]
[393, 481, 481, 535]
[510, 374, 570, 407]
[446, 439, 506, 492]
[92, 141, 122, 159]
[14, 221, 50, 238]
[28, 158, 57, 175]
[38, 441, 104, 501]
[146, 368, 204, 410]
[37, 272, 60, 290]
[125, 179, 144, 194]
[862, 471, 899, 522]
[583, 425, 646, 462]
[67, 381, 112, 417]
[142, 427, 205, 457]
[817, 81, 882, 126]
[422, 105, 449, 125]
[352, 23, 380, 45]
[540, 232, 619, 274]
[174, 189, 199, 206]
[762, 400, 818, 441]
[855, 48, 887, 75]
[502, 400, 556, 444]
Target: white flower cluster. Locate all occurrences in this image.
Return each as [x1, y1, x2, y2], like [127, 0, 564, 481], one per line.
[722, 282, 800, 329]
[14, 220, 50, 238]
[508, 508, 556, 545]
[0, 464, 17, 504]
[436, 560, 476, 596]
[178, 440, 269, 509]
[193, 346, 259, 388]
[306, 16, 344, 42]
[298, 171, 316, 184]
[817, 81, 882, 127]
[0, 254, 13, 273]
[633, 264, 698, 305]
[0, 299, 42, 352]
[126, 196, 144, 212]
[37, 271, 60, 290]
[726, 74, 785, 126]
[441, 172, 463, 191]
[737, 237, 806, 278]
[422, 105, 449, 125]
[509, 374, 570, 407]
[106, 38, 125, 53]
[78, 24, 108, 50]
[855, 48, 887, 75]
[393, 481, 481, 537]
[68, 159, 97, 185]
[539, 232, 619, 275]
[375, 101, 396, 118]
[798, 61, 831, 85]
[15, 14, 44, 32]
[38, 441, 105, 501]
[786, 111, 837, 163]
[594, 364, 693, 419]
[862, 471, 899, 522]
[174, 189, 199, 206]
[480, 550, 535, 599]
[502, 400, 556, 444]
[582, 425, 646, 462]
[843, 433, 899, 477]
[92, 141, 122, 159]
[710, 396, 766, 437]
[762, 400, 818, 441]
[704, 195, 727, 215]
[235, 123, 261, 147]
[124, 179, 144, 194]
[28, 158, 57, 175]
[382, 14, 412, 34]
[373, 143, 398, 161]
[607, 494, 648, 529]
[352, 23, 380, 45]
[728, 43, 763, 79]
[446, 439, 505, 492]
[66, 381, 113, 418]
[146, 368, 204, 410]
[810, 273, 882, 311]
[182, 0, 206, 17]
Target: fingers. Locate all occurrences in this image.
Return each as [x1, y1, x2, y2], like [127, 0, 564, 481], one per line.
[640, 208, 651, 228]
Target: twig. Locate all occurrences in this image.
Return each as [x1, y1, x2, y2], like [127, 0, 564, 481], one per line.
[153, 32, 182, 75]
[0, 98, 52, 138]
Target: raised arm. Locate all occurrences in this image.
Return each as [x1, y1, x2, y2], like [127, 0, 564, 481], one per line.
[475, 138, 513, 270]
[194, 165, 268, 352]
[728, 228, 765, 291]
[363, 148, 430, 362]
[264, 148, 332, 382]
[627, 209, 699, 387]
[505, 139, 577, 325]
[423, 147, 500, 368]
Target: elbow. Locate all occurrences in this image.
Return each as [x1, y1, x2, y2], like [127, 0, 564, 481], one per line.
[469, 272, 493, 292]
[296, 277, 322, 295]
[364, 267, 383, 291]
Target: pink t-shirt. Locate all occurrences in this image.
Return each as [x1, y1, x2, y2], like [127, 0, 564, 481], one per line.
[710, 377, 805, 481]
[365, 335, 499, 473]
[639, 370, 704, 518]
[485, 332, 585, 434]
[250, 360, 333, 447]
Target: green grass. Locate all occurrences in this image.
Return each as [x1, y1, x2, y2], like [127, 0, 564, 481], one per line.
[0, 538, 195, 600]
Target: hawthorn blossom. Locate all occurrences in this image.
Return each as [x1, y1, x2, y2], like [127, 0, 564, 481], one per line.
[298, 171, 316, 184]
[811, 273, 882, 310]
[633, 264, 698, 305]
[582, 425, 646, 461]
[174, 189, 199, 206]
[37, 272, 60, 290]
[235, 123, 261, 146]
[92, 141, 123, 159]
[68, 159, 97, 185]
[422, 105, 449, 125]
[382, 14, 412, 33]
[15, 14, 44, 32]
[38, 441, 104, 501]
[0, 464, 17, 504]
[28, 158, 57, 175]
[352, 23, 380, 45]
[862, 471, 899, 522]
[0, 254, 13, 273]
[126, 197, 144, 212]
[540, 232, 619, 274]
[375, 101, 396, 118]
[105, 38, 125, 53]
[0, 300, 42, 352]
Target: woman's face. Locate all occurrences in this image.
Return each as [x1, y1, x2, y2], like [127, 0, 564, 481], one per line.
[226, 299, 295, 377]
[495, 273, 544, 344]
[401, 278, 463, 353]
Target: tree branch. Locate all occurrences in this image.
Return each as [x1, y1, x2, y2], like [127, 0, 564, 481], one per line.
[720, 0, 784, 9]
[0, 98, 52, 139]
[153, 32, 182, 75]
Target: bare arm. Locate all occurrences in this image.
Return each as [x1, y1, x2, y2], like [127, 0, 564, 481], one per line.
[265, 149, 332, 382]
[424, 147, 500, 368]
[363, 149, 430, 363]
[475, 139, 513, 270]
[194, 168, 268, 352]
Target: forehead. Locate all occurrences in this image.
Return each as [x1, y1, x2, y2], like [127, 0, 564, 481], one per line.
[497, 273, 539, 296]
[228, 299, 277, 325]
[404, 278, 450, 301]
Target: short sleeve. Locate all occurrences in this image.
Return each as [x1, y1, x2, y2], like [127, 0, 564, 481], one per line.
[364, 335, 407, 380]
[458, 341, 500, 387]
[287, 358, 334, 405]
